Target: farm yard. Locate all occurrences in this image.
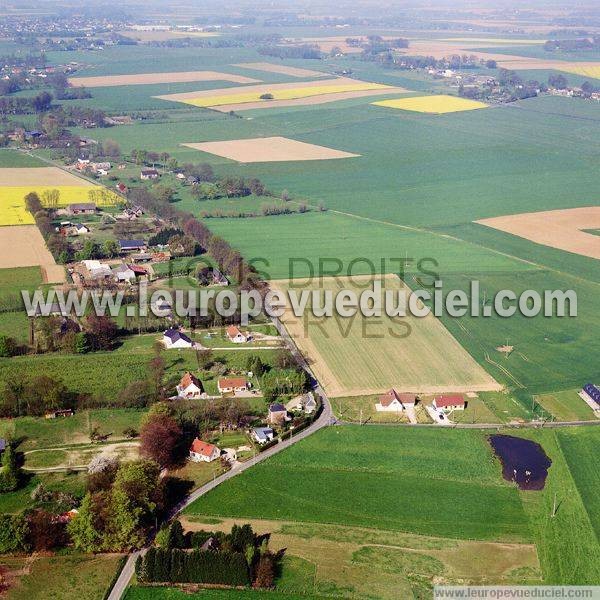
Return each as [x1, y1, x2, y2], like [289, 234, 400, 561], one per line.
[273, 275, 501, 397]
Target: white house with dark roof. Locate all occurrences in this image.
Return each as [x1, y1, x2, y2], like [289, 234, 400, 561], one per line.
[163, 328, 193, 349]
[252, 427, 274, 445]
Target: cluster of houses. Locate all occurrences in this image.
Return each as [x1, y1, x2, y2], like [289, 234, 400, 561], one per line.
[78, 259, 148, 284]
[187, 391, 317, 464]
[162, 325, 250, 350]
[76, 159, 113, 176]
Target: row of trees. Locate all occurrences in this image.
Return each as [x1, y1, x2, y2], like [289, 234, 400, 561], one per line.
[136, 522, 279, 588]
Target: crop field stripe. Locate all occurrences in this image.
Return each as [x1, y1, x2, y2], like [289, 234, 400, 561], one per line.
[182, 83, 393, 107]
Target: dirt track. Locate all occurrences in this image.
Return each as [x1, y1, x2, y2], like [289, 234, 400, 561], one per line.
[183, 136, 360, 163]
[476, 206, 600, 260]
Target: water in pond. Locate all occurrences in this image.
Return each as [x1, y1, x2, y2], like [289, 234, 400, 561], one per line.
[489, 434, 551, 490]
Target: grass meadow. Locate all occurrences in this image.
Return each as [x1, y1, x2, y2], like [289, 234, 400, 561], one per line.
[185, 426, 529, 542]
[2, 553, 124, 600]
[184, 425, 600, 586]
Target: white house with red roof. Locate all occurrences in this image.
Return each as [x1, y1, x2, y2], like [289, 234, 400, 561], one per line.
[226, 325, 249, 343]
[432, 394, 466, 412]
[189, 438, 220, 463]
[375, 389, 416, 412]
[176, 372, 205, 399]
[218, 377, 250, 394]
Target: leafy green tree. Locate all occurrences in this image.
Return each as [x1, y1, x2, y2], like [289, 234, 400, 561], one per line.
[0, 513, 30, 553]
[0, 334, 16, 358]
[74, 332, 90, 354]
[0, 445, 21, 492]
[103, 239, 120, 258]
[68, 492, 105, 552]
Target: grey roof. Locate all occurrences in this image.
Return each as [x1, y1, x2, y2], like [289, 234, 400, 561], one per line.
[119, 239, 146, 249]
[69, 203, 96, 210]
[253, 427, 274, 440]
[164, 328, 192, 344]
[269, 403, 286, 413]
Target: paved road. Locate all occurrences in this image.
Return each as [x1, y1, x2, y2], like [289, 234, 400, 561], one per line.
[107, 313, 333, 600]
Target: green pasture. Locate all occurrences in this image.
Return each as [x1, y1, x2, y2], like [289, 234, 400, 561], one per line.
[185, 426, 529, 542]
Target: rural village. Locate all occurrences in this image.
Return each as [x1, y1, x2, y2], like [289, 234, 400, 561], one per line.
[0, 1, 600, 599]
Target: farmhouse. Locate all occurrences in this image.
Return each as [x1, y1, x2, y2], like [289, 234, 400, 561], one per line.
[268, 402, 289, 425]
[176, 372, 205, 399]
[113, 263, 136, 283]
[252, 427, 274, 444]
[68, 203, 97, 215]
[287, 392, 317, 414]
[580, 383, 600, 410]
[226, 325, 249, 343]
[433, 395, 466, 412]
[218, 377, 250, 394]
[375, 389, 416, 412]
[163, 328, 194, 349]
[83, 260, 112, 280]
[119, 239, 147, 253]
[189, 438, 220, 463]
[140, 168, 160, 180]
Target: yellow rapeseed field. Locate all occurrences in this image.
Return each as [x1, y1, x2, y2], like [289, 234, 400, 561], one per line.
[0, 186, 119, 226]
[557, 64, 600, 79]
[184, 82, 392, 107]
[372, 94, 488, 114]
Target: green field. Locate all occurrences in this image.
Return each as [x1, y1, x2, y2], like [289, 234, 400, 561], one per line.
[0, 408, 145, 450]
[275, 275, 498, 397]
[185, 426, 529, 541]
[124, 587, 324, 600]
[3, 553, 124, 600]
[184, 425, 600, 586]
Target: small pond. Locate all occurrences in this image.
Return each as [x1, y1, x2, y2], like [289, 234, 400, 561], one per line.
[489, 434, 551, 491]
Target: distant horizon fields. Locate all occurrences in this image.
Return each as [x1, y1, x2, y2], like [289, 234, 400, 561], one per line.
[2, 38, 600, 402]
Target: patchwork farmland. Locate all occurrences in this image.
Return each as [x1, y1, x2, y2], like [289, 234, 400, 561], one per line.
[0, 7, 600, 598]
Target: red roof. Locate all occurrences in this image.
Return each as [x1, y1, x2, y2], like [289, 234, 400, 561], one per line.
[227, 325, 242, 338]
[218, 377, 247, 389]
[379, 389, 416, 407]
[434, 395, 465, 408]
[190, 438, 218, 457]
[180, 372, 202, 390]
[128, 264, 147, 275]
